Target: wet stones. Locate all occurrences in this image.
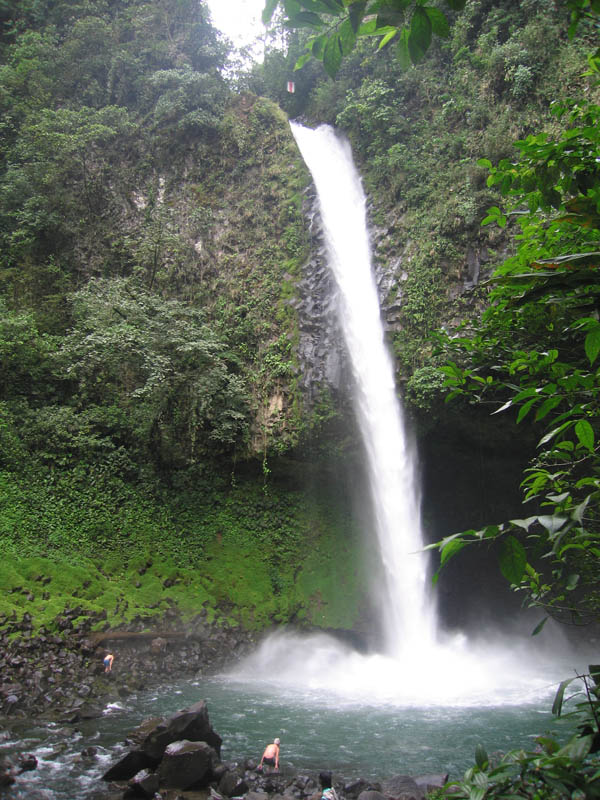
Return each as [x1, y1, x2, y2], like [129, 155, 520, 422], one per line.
[0, 752, 38, 787]
[0, 610, 256, 720]
[103, 701, 221, 793]
[380, 775, 423, 800]
[218, 767, 249, 797]
[136, 700, 222, 763]
[157, 740, 219, 789]
[125, 768, 160, 798]
[16, 753, 38, 772]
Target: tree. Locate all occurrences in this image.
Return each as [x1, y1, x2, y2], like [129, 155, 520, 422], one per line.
[55, 279, 250, 473]
[262, 0, 599, 76]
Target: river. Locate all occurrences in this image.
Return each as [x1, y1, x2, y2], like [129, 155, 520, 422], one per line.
[1, 665, 576, 800]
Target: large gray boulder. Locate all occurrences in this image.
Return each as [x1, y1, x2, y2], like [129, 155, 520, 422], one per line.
[156, 739, 218, 789]
[381, 776, 424, 800]
[141, 699, 222, 761]
[126, 768, 160, 798]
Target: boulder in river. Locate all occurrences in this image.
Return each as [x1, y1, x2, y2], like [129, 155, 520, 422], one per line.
[16, 753, 37, 772]
[156, 739, 218, 789]
[141, 699, 222, 760]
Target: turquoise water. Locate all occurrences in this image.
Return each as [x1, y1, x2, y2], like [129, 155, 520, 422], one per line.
[1, 672, 573, 799]
[134, 675, 566, 778]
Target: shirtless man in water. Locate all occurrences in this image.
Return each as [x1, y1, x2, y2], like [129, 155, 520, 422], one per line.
[258, 738, 280, 771]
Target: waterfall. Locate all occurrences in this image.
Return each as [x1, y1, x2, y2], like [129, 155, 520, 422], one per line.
[227, 124, 580, 707]
[290, 122, 436, 657]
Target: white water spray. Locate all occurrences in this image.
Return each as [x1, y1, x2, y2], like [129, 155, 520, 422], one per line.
[290, 123, 435, 657]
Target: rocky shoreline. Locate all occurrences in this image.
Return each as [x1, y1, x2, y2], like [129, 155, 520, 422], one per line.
[0, 614, 449, 799]
[0, 606, 258, 722]
[1, 696, 448, 800]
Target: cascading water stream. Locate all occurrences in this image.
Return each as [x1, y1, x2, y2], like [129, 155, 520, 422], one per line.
[290, 122, 436, 658]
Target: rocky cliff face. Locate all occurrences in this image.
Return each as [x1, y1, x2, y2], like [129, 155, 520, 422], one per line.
[294, 188, 347, 402]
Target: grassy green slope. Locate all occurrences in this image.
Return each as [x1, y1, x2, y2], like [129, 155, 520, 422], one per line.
[0, 466, 370, 634]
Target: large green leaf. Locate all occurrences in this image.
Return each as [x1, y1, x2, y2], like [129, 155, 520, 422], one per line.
[585, 325, 600, 365]
[557, 734, 593, 762]
[291, 11, 325, 27]
[575, 418, 595, 451]
[475, 743, 488, 769]
[396, 27, 411, 69]
[510, 517, 538, 531]
[535, 396, 562, 422]
[339, 18, 357, 54]
[425, 7, 450, 38]
[378, 28, 398, 48]
[348, 0, 367, 32]
[499, 535, 527, 584]
[407, 6, 431, 62]
[516, 397, 538, 423]
[294, 51, 313, 69]
[531, 617, 548, 635]
[377, 8, 405, 27]
[552, 677, 575, 716]
[440, 537, 467, 566]
[538, 515, 568, 534]
[323, 34, 343, 77]
[309, 33, 328, 56]
[531, 251, 600, 269]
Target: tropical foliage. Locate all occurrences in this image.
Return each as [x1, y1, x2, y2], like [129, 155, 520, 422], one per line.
[1, 0, 599, 645]
[262, 0, 600, 76]
[430, 96, 600, 628]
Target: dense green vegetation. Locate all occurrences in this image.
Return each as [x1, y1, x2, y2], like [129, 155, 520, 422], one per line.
[428, 98, 600, 795]
[1, 0, 599, 647]
[3, 0, 600, 790]
[254, 0, 598, 387]
[0, 0, 367, 632]
[0, 466, 370, 631]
